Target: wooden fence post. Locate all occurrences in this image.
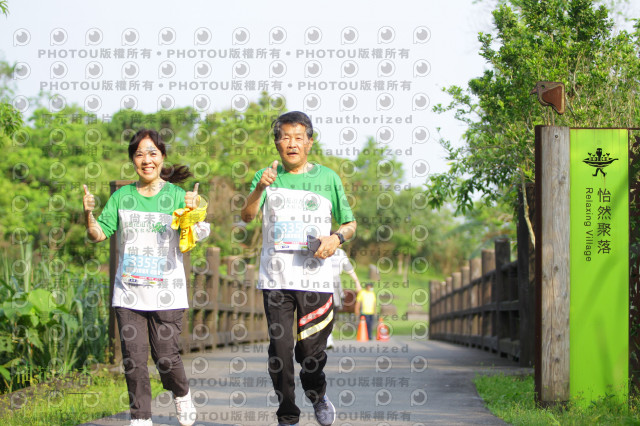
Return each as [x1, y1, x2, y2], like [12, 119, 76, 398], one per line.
[453, 272, 462, 341]
[461, 266, 471, 339]
[518, 184, 535, 367]
[368, 264, 380, 281]
[494, 238, 510, 356]
[481, 249, 495, 351]
[470, 258, 481, 344]
[535, 125, 571, 405]
[445, 277, 453, 337]
[429, 280, 438, 337]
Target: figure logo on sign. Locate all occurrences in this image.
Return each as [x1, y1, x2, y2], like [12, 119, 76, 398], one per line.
[583, 147, 618, 177]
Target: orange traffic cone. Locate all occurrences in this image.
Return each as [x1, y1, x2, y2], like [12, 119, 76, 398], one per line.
[357, 315, 369, 342]
[376, 317, 390, 341]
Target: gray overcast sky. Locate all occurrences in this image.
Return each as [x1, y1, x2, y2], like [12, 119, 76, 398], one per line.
[4, 0, 604, 187]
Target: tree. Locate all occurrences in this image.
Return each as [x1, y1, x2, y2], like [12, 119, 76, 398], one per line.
[0, 0, 23, 139]
[338, 138, 405, 262]
[427, 0, 640, 217]
[0, 60, 24, 143]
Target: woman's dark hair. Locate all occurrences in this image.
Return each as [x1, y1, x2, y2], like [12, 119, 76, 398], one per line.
[272, 111, 313, 141]
[128, 128, 192, 184]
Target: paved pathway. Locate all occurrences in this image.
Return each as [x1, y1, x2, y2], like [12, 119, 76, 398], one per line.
[83, 337, 530, 426]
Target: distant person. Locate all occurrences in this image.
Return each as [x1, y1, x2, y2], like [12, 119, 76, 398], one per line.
[241, 111, 356, 426]
[83, 129, 209, 426]
[355, 282, 377, 340]
[327, 248, 361, 348]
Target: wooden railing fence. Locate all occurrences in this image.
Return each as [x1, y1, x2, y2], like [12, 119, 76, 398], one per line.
[429, 238, 534, 365]
[181, 248, 268, 351]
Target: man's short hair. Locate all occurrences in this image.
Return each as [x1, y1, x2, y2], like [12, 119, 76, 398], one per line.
[272, 111, 313, 142]
[365, 282, 374, 288]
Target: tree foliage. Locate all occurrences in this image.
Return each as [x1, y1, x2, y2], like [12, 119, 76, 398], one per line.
[0, 82, 518, 282]
[427, 0, 640, 214]
[0, 60, 24, 142]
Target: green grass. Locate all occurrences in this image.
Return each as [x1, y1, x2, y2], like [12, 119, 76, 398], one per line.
[475, 373, 640, 425]
[336, 264, 435, 337]
[0, 369, 164, 426]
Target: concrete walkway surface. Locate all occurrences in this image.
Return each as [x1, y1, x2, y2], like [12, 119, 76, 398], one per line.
[82, 337, 531, 426]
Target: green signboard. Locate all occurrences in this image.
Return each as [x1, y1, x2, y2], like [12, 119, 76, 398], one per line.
[570, 129, 629, 404]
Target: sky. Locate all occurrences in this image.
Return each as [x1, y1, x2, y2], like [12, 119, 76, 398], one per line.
[3, 0, 636, 188]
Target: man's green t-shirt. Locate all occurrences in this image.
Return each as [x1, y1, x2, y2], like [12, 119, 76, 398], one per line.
[249, 163, 355, 293]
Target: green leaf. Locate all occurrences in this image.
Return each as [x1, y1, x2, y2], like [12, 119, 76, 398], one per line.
[27, 329, 43, 350]
[0, 277, 15, 294]
[58, 312, 79, 332]
[0, 334, 12, 353]
[27, 288, 53, 314]
[2, 299, 33, 320]
[0, 366, 10, 382]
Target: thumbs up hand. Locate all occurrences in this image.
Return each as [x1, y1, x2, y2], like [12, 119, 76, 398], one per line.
[83, 184, 96, 213]
[185, 182, 200, 209]
[83, 184, 107, 242]
[240, 161, 279, 223]
[257, 161, 278, 190]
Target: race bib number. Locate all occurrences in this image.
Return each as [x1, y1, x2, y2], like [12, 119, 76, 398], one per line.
[272, 209, 313, 251]
[121, 254, 166, 286]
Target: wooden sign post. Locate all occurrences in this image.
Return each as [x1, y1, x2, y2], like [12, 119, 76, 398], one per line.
[535, 126, 629, 406]
[535, 126, 571, 405]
